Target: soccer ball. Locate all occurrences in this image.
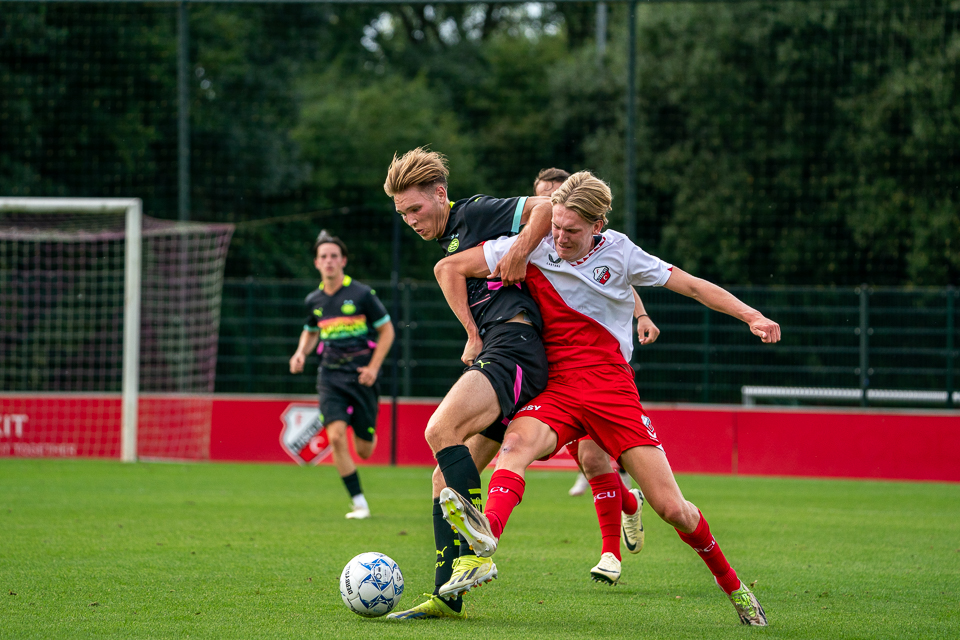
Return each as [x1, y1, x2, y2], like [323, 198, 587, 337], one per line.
[339, 552, 404, 617]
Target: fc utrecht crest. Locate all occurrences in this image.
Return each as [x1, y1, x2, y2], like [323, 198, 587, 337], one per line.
[593, 265, 612, 285]
[279, 403, 332, 465]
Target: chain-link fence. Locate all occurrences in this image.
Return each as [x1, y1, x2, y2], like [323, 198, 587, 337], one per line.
[3, 1, 958, 285]
[218, 279, 960, 407]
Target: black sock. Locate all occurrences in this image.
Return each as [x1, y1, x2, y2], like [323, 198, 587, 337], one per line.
[341, 471, 362, 497]
[432, 498, 463, 611]
[435, 444, 483, 558]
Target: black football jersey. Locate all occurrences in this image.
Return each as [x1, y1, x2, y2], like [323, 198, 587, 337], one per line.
[437, 195, 543, 335]
[303, 276, 390, 373]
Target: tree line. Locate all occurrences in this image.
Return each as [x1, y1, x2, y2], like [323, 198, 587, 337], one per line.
[1, 1, 956, 286]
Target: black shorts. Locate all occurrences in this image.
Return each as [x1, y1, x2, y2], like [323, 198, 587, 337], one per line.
[465, 322, 549, 443]
[317, 370, 380, 442]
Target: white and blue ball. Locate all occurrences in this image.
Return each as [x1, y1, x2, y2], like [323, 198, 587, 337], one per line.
[339, 552, 404, 617]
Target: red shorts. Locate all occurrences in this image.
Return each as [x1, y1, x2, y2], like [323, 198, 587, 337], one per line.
[514, 364, 662, 461]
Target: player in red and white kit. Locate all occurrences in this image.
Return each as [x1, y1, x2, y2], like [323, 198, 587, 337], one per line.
[535, 167, 653, 585]
[434, 171, 780, 626]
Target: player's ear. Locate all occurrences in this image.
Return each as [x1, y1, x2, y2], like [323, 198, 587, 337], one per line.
[435, 183, 447, 203]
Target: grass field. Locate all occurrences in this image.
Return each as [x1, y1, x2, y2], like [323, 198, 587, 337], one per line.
[1, 459, 958, 639]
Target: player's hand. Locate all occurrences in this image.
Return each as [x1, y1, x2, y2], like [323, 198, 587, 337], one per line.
[492, 244, 528, 287]
[461, 334, 483, 366]
[637, 316, 660, 345]
[750, 316, 781, 344]
[289, 353, 305, 374]
[357, 365, 379, 387]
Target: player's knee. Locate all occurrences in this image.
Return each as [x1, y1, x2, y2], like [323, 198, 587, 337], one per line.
[355, 442, 374, 459]
[328, 428, 346, 448]
[657, 498, 695, 529]
[579, 450, 613, 479]
[500, 430, 536, 461]
[424, 420, 445, 451]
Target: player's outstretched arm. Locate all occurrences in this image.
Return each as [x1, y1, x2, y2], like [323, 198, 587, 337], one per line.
[434, 246, 493, 365]
[633, 288, 660, 345]
[495, 196, 552, 286]
[664, 267, 781, 344]
[289, 329, 321, 373]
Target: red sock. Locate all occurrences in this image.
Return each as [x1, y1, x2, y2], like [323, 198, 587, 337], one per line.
[485, 469, 525, 539]
[618, 472, 638, 514]
[588, 473, 623, 561]
[676, 511, 741, 594]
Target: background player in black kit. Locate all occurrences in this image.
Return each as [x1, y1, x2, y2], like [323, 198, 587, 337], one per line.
[289, 230, 395, 520]
[383, 148, 553, 620]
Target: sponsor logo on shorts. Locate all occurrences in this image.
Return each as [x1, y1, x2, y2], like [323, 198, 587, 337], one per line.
[641, 414, 657, 439]
[593, 265, 612, 285]
[475, 359, 490, 369]
[518, 404, 541, 412]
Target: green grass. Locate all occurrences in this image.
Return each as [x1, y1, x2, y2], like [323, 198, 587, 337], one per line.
[1, 459, 958, 639]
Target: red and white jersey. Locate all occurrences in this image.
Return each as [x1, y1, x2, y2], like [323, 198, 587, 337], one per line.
[483, 230, 672, 370]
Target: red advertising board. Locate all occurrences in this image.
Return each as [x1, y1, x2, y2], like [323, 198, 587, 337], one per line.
[2, 393, 957, 482]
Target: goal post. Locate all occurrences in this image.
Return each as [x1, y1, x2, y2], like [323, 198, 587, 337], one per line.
[0, 197, 233, 462]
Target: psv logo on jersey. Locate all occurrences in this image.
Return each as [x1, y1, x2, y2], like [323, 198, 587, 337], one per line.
[593, 265, 612, 285]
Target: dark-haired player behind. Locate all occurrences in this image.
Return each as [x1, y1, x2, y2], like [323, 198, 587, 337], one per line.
[289, 230, 395, 520]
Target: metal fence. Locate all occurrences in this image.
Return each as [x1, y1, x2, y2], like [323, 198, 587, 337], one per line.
[216, 279, 959, 408]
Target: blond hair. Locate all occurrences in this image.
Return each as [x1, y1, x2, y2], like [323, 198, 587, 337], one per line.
[383, 147, 449, 196]
[550, 170, 611, 226]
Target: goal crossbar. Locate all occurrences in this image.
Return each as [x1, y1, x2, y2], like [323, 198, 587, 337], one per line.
[0, 197, 142, 462]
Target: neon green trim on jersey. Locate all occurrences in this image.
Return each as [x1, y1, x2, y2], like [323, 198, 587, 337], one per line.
[318, 274, 352, 291]
[512, 197, 527, 234]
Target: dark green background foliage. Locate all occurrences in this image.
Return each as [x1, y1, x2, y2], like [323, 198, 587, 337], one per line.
[1, 1, 958, 285]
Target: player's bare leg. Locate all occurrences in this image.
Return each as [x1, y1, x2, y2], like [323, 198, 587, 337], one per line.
[617, 445, 698, 531]
[327, 420, 355, 477]
[424, 370, 501, 452]
[327, 420, 370, 520]
[352, 433, 376, 460]
[619, 445, 766, 626]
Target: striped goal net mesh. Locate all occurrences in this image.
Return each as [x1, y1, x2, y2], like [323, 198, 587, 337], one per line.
[0, 211, 233, 460]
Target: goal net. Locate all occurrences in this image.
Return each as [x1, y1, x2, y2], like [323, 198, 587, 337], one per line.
[0, 198, 234, 461]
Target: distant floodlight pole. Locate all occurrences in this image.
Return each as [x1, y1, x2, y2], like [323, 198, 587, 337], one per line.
[178, 1, 190, 222]
[625, 0, 638, 240]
